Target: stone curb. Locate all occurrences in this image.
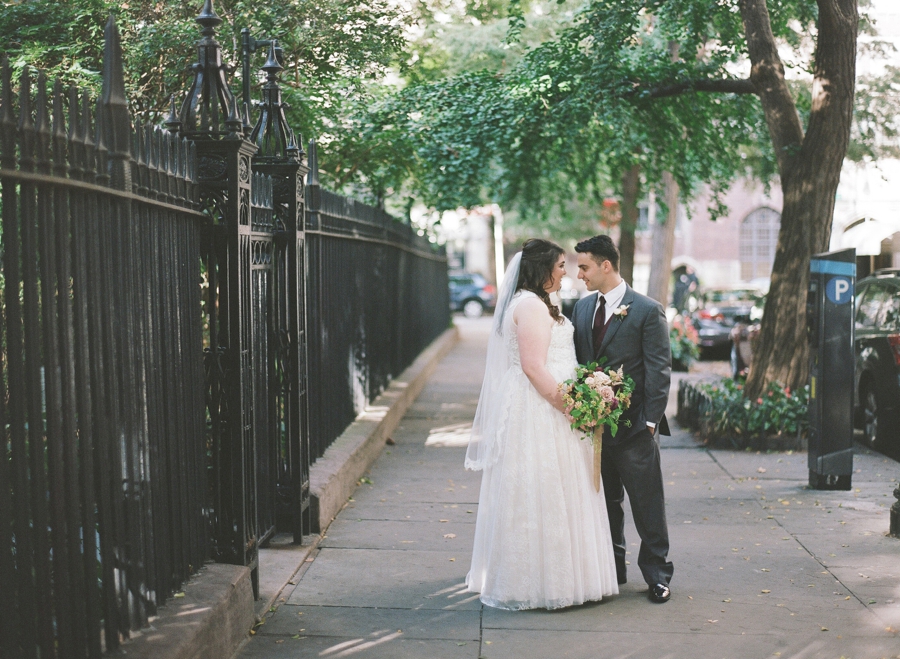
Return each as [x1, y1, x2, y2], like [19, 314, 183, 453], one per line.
[112, 563, 254, 659]
[308, 325, 460, 533]
[116, 324, 460, 659]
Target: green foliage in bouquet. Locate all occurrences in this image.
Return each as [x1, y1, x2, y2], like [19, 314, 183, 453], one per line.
[560, 359, 635, 441]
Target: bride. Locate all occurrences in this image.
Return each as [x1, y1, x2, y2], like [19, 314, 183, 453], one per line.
[465, 238, 618, 610]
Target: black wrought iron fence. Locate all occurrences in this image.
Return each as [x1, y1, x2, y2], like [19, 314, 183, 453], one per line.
[2, 2, 450, 658]
[305, 166, 451, 459]
[0, 20, 207, 659]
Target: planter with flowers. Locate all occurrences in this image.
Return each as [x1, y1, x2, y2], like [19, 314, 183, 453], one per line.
[677, 377, 810, 450]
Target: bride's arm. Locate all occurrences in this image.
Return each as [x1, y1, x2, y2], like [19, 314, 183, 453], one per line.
[515, 297, 567, 413]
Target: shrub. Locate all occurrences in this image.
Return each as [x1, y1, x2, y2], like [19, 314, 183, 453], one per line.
[670, 316, 700, 368]
[697, 378, 809, 445]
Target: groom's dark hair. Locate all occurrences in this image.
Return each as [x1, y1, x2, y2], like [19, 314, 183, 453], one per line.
[575, 235, 619, 271]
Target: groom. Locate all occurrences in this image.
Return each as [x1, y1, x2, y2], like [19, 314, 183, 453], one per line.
[572, 235, 674, 603]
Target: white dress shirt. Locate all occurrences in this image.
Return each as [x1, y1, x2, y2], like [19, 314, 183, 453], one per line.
[593, 280, 627, 325]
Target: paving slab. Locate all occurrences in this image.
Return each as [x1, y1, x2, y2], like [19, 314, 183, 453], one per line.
[238, 635, 478, 659]
[320, 518, 475, 551]
[341, 499, 477, 524]
[256, 605, 480, 641]
[284, 548, 478, 610]
[478, 627, 900, 659]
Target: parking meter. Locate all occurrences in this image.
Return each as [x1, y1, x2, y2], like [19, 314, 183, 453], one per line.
[807, 248, 855, 490]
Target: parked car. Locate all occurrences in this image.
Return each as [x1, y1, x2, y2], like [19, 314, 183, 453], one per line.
[691, 287, 764, 359]
[853, 269, 900, 455]
[449, 272, 497, 317]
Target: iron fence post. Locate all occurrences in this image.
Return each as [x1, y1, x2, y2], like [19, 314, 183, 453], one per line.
[249, 41, 311, 543]
[169, 0, 262, 595]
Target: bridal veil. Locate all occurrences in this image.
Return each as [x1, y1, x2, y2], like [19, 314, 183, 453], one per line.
[465, 251, 522, 471]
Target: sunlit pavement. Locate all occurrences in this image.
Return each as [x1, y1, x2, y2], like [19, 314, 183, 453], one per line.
[235, 316, 900, 659]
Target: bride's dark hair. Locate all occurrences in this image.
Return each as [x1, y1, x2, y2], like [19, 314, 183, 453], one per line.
[516, 238, 564, 324]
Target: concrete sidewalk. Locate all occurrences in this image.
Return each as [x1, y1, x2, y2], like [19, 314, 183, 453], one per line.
[235, 317, 900, 659]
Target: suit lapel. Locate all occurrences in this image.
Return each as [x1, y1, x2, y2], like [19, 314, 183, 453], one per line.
[597, 286, 635, 358]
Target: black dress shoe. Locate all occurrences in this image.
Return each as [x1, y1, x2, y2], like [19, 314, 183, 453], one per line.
[617, 573, 627, 585]
[649, 583, 671, 603]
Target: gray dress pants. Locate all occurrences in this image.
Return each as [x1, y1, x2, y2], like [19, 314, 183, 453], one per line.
[601, 427, 674, 586]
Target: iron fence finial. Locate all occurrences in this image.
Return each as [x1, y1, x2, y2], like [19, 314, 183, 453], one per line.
[249, 39, 300, 161]
[197, 0, 223, 37]
[173, 0, 243, 140]
[102, 15, 131, 190]
[165, 95, 182, 134]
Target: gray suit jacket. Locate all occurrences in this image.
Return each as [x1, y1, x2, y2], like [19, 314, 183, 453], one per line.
[572, 286, 671, 444]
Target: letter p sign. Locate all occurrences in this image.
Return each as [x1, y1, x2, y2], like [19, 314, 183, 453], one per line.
[825, 276, 852, 305]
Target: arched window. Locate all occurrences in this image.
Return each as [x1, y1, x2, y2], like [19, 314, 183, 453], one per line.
[739, 207, 780, 281]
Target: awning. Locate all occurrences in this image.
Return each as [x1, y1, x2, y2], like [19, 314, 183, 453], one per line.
[837, 217, 900, 256]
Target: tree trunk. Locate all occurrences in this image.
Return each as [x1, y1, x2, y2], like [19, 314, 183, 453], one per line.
[618, 164, 640, 286]
[741, 0, 858, 399]
[646, 173, 678, 305]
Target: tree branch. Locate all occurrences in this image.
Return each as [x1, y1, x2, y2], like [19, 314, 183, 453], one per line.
[738, 0, 805, 176]
[633, 77, 758, 99]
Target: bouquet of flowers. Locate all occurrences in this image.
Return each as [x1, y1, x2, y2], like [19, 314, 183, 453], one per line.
[560, 359, 635, 491]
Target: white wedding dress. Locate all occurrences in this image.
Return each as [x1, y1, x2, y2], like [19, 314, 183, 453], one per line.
[466, 291, 619, 610]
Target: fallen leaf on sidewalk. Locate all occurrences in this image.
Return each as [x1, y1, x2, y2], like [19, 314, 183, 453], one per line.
[821, 627, 828, 632]
[443, 533, 456, 539]
[386, 437, 396, 445]
[757, 468, 766, 473]
[707, 620, 718, 624]
[761, 590, 771, 594]
[439, 519, 450, 522]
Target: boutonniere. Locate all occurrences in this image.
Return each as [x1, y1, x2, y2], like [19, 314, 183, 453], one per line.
[612, 304, 630, 320]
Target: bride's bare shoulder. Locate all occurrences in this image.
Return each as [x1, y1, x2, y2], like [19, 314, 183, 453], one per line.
[512, 293, 552, 326]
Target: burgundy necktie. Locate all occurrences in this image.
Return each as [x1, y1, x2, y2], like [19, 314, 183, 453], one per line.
[593, 295, 607, 352]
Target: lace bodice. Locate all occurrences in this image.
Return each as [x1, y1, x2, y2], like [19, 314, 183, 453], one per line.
[505, 292, 578, 380]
